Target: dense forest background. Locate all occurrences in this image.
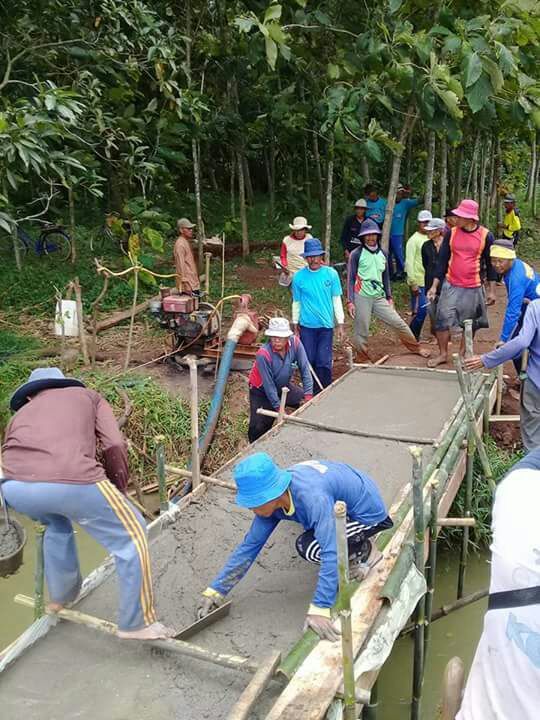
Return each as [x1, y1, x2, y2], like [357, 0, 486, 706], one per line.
[1, 0, 540, 270]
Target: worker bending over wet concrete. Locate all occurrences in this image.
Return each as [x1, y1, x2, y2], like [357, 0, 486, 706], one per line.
[197, 453, 392, 641]
[1, 368, 173, 640]
[346, 218, 430, 361]
[457, 449, 540, 720]
[248, 317, 313, 442]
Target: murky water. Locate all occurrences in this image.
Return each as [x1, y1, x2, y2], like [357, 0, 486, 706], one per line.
[1, 514, 489, 718]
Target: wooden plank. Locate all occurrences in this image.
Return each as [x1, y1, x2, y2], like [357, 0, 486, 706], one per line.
[227, 651, 281, 720]
[489, 415, 520, 423]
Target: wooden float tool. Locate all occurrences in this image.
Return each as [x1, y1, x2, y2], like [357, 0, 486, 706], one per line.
[175, 601, 232, 640]
[13, 595, 258, 673]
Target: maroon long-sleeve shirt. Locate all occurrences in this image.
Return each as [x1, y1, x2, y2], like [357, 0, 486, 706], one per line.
[2, 387, 129, 491]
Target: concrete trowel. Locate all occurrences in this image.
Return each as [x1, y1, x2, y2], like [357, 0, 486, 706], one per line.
[174, 601, 232, 640]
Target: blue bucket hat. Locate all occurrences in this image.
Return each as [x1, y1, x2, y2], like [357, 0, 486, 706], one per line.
[301, 238, 325, 258]
[358, 218, 382, 237]
[234, 453, 292, 508]
[10, 367, 85, 412]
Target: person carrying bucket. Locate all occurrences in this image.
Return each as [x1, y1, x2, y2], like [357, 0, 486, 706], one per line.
[1, 368, 174, 640]
[196, 453, 392, 641]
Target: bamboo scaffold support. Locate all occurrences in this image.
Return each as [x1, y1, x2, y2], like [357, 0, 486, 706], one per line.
[458, 422, 475, 599]
[155, 435, 168, 514]
[278, 386, 289, 423]
[187, 355, 201, 490]
[410, 446, 425, 720]
[362, 681, 378, 720]
[34, 524, 46, 620]
[335, 500, 356, 720]
[424, 479, 439, 658]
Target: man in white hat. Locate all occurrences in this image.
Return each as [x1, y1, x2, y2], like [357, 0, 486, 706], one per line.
[405, 209, 433, 339]
[340, 199, 368, 258]
[247, 317, 313, 442]
[174, 217, 200, 295]
[279, 216, 313, 277]
[1, 368, 174, 640]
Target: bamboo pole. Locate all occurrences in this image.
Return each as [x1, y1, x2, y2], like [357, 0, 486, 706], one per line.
[73, 277, 90, 365]
[124, 266, 139, 371]
[402, 588, 489, 636]
[424, 480, 438, 658]
[221, 233, 226, 300]
[410, 446, 425, 720]
[496, 364, 504, 415]
[155, 435, 168, 514]
[454, 356, 495, 492]
[362, 680, 378, 720]
[463, 319, 473, 393]
[346, 346, 354, 370]
[14, 594, 258, 673]
[437, 518, 475, 527]
[90, 274, 109, 366]
[227, 651, 281, 720]
[34, 524, 46, 620]
[335, 500, 356, 720]
[187, 356, 201, 489]
[256, 409, 435, 445]
[457, 423, 475, 599]
[278, 386, 289, 423]
[483, 389, 491, 441]
[163, 465, 235, 491]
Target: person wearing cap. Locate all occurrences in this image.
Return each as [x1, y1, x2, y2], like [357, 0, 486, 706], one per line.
[279, 216, 313, 276]
[174, 217, 200, 295]
[1, 368, 173, 640]
[421, 218, 446, 339]
[291, 238, 345, 391]
[389, 184, 418, 280]
[364, 184, 387, 227]
[426, 199, 497, 368]
[465, 300, 540, 451]
[196, 453, 392, 641]
[405, 210, 433, 339]
[489, 239, 540, 374]
[346, 219, 430, 360]
[247, 317, 313, 442]
[498, 194, 521, 247]
[340, 199, 367, 257]
[444, 208, 457, 231]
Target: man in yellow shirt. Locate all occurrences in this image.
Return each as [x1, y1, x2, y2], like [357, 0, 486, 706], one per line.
[499, 194, 521, 247]
[405, 209, 432, 339]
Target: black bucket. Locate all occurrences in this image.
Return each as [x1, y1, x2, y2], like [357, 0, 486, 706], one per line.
[0, 518, 27, 577]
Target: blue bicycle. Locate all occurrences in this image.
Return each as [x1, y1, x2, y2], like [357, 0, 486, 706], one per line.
[17, 223, 72, 261]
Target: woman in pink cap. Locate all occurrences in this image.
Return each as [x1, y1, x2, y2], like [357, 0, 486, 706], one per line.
[426, 199, 497, 367]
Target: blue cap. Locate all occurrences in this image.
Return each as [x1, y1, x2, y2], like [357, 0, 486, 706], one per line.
[358, 218, 382, 237]
[301, 238, 325, 258]
[10, 367, 85, 412]
[234, 453, 292, 508]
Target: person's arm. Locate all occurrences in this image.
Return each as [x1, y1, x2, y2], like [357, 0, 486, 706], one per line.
[500, 271, 526, 342]
[280, 240, 288, 269]
[347, 247, 360, 304]
[481, 303, 538, 368]
[405, 236, 417, 288]
[95, 394, 129, 493]
[331, 269, 345, 339]
[434, 232, 451, 282]
[255, 350, 281, 410]
[207, 515, 280, 597]
[421, 241, 430, 274]
[309, 497, 340, 613]
[295, 338, 314, 398]
[482, 231, 497, 305]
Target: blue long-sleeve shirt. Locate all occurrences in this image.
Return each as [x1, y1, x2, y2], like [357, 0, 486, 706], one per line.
[482, 299, 540, 391]
[500, 259, 540, 342]
[209, 460, 388, 609]
[390, 198, 418, 236]
[248, 338, 313, 409]
[366, 197, 387, 227]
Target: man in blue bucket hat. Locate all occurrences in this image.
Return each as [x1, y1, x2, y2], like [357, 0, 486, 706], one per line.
[291, 238, 345, 393]
[1, 367, 173, 640]
[197, 453, 392, 641]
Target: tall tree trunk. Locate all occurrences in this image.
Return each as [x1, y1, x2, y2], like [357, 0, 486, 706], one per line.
[303, 136, 311, 203]
[487, 135, 496, 220]
[465, 133, 480, 197]
[381, 105, 417, 254]
[192, 139, 205, 271]
[324, 138, 334, 262]
[11, 223, 22, 271]
[360, 155, 370, 185]
[243, 155, 254, 206]
[264, 148, 275, 221]
[312, 132, 325, 210]
[230, 153, 236, 216]
[440, 138, 448, 218]
[454, 144, 464, 206]
[532, 132, 539, 218]
[495, 137, 502, 228]
[68, 185, 76, 264]
[209, 165, 218, 192]
[237, 151, 249, 257]
[479, 134, 490, 224]
[424, 131, 436, 212]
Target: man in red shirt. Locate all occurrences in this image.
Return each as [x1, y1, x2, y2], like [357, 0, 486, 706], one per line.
[426, 199, 496, 367]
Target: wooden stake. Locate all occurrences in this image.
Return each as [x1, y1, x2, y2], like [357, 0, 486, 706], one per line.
[335, 500, 356, 720]
[496, 364, 504, 415]
[345, 346, 354, 370]
[73, 277, 90, 365]
[437, 518, 475, 528]
[278, 386, 289, 423]
[14, 594, 258, 673]
[256, 408, 435, 445]
[155, 435, 168, 514]
[187, 356, 200, 489]
[226, 651, 281, 720]
[34, 524, 46, 620]
[410, 446, 425, 720]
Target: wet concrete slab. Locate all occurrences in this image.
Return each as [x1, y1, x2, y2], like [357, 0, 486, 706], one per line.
[0, 368, 460, 720]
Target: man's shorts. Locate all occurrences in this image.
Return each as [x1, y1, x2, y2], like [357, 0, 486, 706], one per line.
[435, 280, 489, 333]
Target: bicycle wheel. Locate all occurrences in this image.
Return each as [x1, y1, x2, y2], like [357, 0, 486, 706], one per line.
[41, 229, 72, 261]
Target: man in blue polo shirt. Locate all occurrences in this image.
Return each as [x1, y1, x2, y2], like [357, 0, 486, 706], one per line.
[196, 453, 392, 641]
[390, 184, 419, 280]
[364, 184, 387, 227]
[291, 238, 345, 392]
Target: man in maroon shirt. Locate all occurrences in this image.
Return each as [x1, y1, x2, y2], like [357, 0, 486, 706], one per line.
[426, 199, 496, 367]
[1, 368, 173, 640]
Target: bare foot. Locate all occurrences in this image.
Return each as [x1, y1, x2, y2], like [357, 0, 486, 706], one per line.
[46, 602, 64, 613]
[117, 621, 176, 640]
[427, 354, 447, 368]
[417, 347, 431, 358]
